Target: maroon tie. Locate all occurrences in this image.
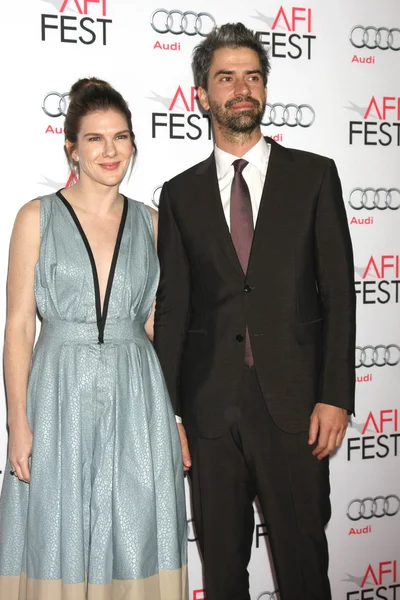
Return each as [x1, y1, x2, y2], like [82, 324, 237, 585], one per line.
[230, 159, 254, 367]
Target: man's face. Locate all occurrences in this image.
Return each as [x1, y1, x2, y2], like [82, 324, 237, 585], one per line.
[198, 46, 267, 135]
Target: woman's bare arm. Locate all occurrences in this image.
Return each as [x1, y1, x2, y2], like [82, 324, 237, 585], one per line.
[5, 200, 40, 482]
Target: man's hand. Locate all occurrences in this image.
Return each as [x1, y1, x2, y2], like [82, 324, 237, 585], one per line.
[308, 403, 349, 460]
[177, 423, 192, 472]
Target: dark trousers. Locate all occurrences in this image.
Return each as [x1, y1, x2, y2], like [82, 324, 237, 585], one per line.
[188, 367, 332, 600]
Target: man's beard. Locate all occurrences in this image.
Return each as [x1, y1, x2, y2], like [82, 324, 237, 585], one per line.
[209, 95, 265, 135]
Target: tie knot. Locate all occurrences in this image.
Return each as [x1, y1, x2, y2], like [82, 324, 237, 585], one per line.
[232, 159, 248, 174]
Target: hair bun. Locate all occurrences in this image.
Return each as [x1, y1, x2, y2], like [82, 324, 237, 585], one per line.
[69, 77, 112, 101]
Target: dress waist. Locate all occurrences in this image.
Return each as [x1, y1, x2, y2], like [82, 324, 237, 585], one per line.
[39, 319, 147, 344]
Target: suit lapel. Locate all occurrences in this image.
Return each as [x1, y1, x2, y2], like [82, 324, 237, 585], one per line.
[195, 138, 295, 278]
[247, 137, 295, 276]
[196, 153, 244, 277]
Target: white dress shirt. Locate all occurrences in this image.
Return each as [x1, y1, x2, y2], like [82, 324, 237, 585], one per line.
[175, 137, 270, 423]
[215, 136, 271, 229]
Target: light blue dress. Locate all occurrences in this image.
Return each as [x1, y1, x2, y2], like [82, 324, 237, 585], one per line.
[0, 192, 187, 600]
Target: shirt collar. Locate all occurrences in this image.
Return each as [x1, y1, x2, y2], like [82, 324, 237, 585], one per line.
[215, 136, 270, 180]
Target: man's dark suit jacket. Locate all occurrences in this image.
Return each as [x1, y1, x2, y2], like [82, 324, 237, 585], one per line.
[154, 137, 356, 439]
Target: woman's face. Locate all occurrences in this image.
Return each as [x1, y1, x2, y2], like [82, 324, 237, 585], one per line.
[70, 109, 134, 188]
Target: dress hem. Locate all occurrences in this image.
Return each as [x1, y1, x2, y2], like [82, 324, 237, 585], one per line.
[0, 565, 188, 600]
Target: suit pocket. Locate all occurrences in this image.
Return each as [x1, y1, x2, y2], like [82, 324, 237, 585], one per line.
[295, 318, 323, 345]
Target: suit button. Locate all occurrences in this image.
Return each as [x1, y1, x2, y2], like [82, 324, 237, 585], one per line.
[236, 334, 244, 343]
[244, 285, 251, 293]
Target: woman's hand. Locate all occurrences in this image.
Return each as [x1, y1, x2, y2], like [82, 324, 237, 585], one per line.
[9, 420, 33, 483]
[177, 423, 192, 472]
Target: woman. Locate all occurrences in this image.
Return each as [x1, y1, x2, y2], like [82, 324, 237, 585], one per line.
[0, 78, 187, 600]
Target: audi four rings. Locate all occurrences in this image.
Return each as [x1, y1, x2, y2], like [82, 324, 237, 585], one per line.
[347, 496, 400, 520]
[350, 25, 400, 50]
[151, 9, 216, 36]
[42, 92, 69, 118]
[349, 188, 400, 210]
[262, 103, 315, 127]
[152, 185, 163, 208]
[355, 345, 400, 368]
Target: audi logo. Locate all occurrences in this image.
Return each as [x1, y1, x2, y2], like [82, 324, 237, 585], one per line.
[151, 9, 216, 36]
[347, 496, 400, 521]
[355, 345, 400, 368]
[350, 26, 400, 51]
[349, 188, 400, 211]
[262, 103, 315, 128]
[42, 92, 69, 118]
[152, 185, 162, 208]
[257, 592, 280, 600]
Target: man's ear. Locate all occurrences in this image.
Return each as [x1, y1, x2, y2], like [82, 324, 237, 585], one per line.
[197, 87, 210, 111]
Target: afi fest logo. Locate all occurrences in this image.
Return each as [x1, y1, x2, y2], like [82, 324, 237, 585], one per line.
[150, 9, 216, 51]
[41, 0, 112, 45]
[40, 171, 78, 191]
[252, 5, 316, 60]
[355, 255, 400, 305]
[344, 560, 399, 599]
[148, 84, 312, 142]
[347, 409, 400, 461]
[148, 85, 212, 141]
[348, 96, 400, 146]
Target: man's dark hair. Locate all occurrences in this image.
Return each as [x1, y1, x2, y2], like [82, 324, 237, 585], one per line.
[192, 22, 270, 90]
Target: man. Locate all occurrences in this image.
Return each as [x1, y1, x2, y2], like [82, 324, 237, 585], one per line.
[154, 22, 355, 600]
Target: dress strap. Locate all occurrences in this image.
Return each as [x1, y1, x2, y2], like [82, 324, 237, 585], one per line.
[133, 199, 155, 244]
[38, 193, 54, 240]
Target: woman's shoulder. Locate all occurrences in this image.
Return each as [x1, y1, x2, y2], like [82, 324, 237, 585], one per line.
[15, 192, 61, 237]
[11, 199, 42, 250]
[15, 198, 41, 224]
[19, 192, 58, 215]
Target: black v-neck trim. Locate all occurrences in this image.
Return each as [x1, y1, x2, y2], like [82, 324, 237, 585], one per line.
[56, 190, 128, 344]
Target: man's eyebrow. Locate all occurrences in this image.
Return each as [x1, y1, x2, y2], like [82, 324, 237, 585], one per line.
[213, 69, 263, 78]
[214, 69, 234, 77]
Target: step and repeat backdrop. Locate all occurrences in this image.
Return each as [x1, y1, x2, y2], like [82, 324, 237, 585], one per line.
[0, 1, 399, 598]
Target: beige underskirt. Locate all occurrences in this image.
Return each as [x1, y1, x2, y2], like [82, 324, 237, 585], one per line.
[0, 566, 188, 600]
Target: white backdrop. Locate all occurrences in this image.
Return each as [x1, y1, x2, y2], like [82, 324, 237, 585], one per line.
[0, 1, 399, 598]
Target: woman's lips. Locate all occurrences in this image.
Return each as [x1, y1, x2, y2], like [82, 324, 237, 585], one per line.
[100, 162, 120, 170]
